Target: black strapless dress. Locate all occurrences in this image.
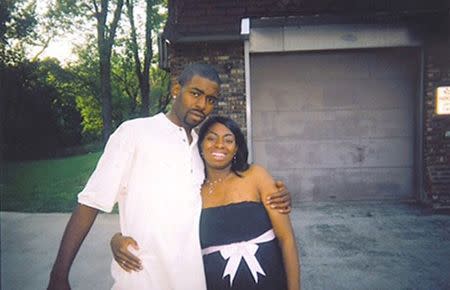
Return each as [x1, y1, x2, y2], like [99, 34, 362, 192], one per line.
[200, 201, 287, 290]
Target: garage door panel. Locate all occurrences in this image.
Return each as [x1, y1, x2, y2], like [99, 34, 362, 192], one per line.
[321, 81, 359, 109]
[256, 140, 365, 169]
[252, 53, 372, 80]
[253, 141, 269, 168]
[355, 109, 413, 138]
[252, 111, 277, 140]
[354, 80, 416, 110]
[258, 139, 413, 170]
[370, 50, 419, 79]
[252, 82, 324, 112]
[268, 169, 315, 202]
[269, 167, 413, 203]
[253, 110, 412, 141]
[359, 138, 413, 167]
[357, 168, 414, 199]
[252, 79, 415, 112]
[251, 48, 418, 200]
[252, 49, 418, 81]
[308, 168, 413, 201]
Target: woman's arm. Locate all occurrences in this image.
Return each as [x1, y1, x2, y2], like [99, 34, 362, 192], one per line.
[253, 165, 301, 290]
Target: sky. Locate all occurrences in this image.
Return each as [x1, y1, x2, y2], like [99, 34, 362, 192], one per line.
[28, 0, 94, 64]
[28, 0, 163, 65]
[32, 35, 85, 64]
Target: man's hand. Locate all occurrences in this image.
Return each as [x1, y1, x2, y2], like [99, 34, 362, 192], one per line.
[265, 180, 292, 214]
[110, 233, 143, 272]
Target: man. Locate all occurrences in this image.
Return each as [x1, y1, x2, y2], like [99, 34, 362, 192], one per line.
[47, 63, 290, 290]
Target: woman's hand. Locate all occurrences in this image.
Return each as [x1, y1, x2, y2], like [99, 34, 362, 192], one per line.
[110, 232, 143, 272]
[265, 180, 292, 214]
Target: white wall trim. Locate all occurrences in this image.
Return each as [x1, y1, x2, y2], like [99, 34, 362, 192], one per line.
[417, 48, 425, 202]
[244, 39, 253, 163]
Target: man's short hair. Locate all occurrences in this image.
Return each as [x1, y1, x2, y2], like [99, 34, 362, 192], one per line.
[178, 63, 221, 87]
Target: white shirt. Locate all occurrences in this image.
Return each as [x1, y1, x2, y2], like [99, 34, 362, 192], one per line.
[78, 113, 206, 290]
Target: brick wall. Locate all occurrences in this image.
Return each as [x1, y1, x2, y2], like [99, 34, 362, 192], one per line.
[423, 38, 450, 202]
[168, 42, 248, 134]
[166, 0, 446, 36]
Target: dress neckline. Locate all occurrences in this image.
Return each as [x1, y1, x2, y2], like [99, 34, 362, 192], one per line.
[202, 200, 262, 210]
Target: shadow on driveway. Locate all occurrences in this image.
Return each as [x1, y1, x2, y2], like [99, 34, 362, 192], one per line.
[1, 201, 449, 290]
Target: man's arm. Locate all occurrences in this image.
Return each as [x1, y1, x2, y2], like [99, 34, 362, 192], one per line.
[47, 204, 99, 290]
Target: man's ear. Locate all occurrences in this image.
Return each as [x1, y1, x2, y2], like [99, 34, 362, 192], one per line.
[171, 82, 181, 98]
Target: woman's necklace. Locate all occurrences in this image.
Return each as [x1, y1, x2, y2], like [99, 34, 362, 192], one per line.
[204, 172, 232, 194]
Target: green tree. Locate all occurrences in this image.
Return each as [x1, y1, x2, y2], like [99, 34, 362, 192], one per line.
[111, 39, 140, 117]
[53, 0, 124, 142]
[149, 65, 171, 114]
[94, 0, 124, 142]
[124, 0, 166, 116]
[0, 0, 38, 65]
[1, 59, 83, 160]
[69, 38, 136, 140]
[36, 58, 83, 146]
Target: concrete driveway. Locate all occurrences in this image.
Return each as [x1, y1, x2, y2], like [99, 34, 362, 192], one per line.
[1, 201, 449, 290]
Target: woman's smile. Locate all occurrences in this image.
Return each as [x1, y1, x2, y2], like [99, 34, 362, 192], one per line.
[211, 152, 227, 160]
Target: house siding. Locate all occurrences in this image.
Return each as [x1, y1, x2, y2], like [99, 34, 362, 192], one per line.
[164, 1, 449, 204]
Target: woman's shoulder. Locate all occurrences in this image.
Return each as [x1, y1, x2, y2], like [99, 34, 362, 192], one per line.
[243, 164, 272, 179]
[243, 164, 276, 198]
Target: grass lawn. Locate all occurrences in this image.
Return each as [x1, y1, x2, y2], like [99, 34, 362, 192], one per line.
[1, 152, 102, 212]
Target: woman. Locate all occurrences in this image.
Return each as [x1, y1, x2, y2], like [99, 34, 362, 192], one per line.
[112, 116, 301, 290]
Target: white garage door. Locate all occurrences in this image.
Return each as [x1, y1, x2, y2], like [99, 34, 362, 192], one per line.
[251, 48, 419, 201]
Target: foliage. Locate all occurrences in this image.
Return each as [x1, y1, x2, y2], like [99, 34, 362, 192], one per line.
[111, 39, 140, 117]
[0, 0, 38, 65]
[75, 95, 103, 140]
[37, 58, 83, 146]
[1, 0, 170, 160]
[123, 0, 167, 116]
[149, 65, 171, 114]
[69, 40, 139, 140]
[1, 59, 83, 160]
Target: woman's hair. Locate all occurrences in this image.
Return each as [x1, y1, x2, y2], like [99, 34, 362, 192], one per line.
[198, 116, 250, 176]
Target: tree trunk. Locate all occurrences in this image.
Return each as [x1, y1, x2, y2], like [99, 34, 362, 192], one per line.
[94, 0, 123, 143]
[126, 0, 153, 117]
[140, 0, 153, 117]
[99, 52, 112, 142]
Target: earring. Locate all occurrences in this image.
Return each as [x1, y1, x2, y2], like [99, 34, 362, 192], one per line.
[173, 95, 177, 99]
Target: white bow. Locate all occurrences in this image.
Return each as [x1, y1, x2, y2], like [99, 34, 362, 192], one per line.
[202, 229, 275, 286]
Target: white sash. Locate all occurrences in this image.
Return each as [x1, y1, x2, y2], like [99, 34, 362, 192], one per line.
[201, 229, 276, 286]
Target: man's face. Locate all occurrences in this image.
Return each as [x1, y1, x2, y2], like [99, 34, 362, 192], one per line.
[171, 75, 220, 129]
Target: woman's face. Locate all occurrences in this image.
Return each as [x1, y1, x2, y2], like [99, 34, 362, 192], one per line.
[201, 122, 238, 170]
